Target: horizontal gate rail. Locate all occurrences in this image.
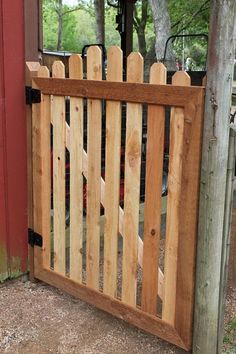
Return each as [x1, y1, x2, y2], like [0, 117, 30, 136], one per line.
[33, 77, 203, 108]
[34, 266, 188, 350]
[29, 46, 205, 352]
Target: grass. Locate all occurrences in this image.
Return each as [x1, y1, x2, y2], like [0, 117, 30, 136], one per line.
[223, 317, 236, 353]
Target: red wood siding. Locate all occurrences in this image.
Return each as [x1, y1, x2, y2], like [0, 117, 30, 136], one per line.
[24, 0, 43, 61]
[0, 0, 28, 280]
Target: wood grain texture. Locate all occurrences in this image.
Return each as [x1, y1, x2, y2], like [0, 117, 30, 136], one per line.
[229, 205, 236, 288]
[31, 53, 206, 351]
[32, 70, 44, 274]
[141, 63, 166, 315]
[33, 77, 203, 108]
[217, 128, 236, 350]
[37, 66, 51, 270]
[176, 87, 204, 349]
[26, 62, 41, 229]
[86, 46, 102, 290]
[163, 72, 190, 325]
[193, 3, 235, 352]
[122, 52, 143, 306]
[25, 62, 41, 280]
[34, 266, 189, 351]
[52, 61, 66, 275]
[69, 54, 83, 282]
[61, 117, 165, 299]
[103, 47, 123, 297]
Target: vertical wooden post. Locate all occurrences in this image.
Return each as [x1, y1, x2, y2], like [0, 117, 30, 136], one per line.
[24, 0, 43, 61]
[217, 127, 236, 349]
[25, 62, 41, 280]
[228, 151, 236, 288]
[193, 1, 236, 353]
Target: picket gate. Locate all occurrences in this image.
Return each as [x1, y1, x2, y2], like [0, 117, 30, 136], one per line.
[27, 46, 205, 351]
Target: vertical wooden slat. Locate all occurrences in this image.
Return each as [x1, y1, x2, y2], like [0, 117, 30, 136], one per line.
[52, 61, 66, 275]
[176, 87, 204, 348]
[25, 61, 40, 280]
[103, 46, 123, 297]
[37, 66, 51, 270]
[163, 71, 190, 324]
[69, 54, 83, 282]
[141, 63, 166, 314]
[122, 52, 143, 306]
[32, 70, 43, 273]
[86, 46, 102, 290]
[25, 62, 40, 230]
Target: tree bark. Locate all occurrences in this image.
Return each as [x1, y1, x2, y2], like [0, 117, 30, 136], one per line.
[148, 0, 175, 70]
[193, 1, 236, 353]
[57, 0, 63, 51]
[94, 0, 105, 44]
[134, 0, 148, 57]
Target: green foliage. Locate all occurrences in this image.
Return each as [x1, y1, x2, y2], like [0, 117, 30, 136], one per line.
[168, 0, 210, 69]
[62, 10, 80, 51]
[43, 0, 210, 68]
[73, 10, 96, 52]
[43, 0, 120, 52]
[223, 317, 236, 353]
[133, 0, 155, 53]
[43, 0, 94, 52]
[43, 1, 58, 50]
[104, 6, 120, 48]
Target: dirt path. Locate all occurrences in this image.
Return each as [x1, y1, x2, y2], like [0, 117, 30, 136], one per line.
[0, 279, 235, 354]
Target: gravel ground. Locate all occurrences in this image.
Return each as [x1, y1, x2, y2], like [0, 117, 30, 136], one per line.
[0, 278, 235, 354]
[223, 286, 236, 353]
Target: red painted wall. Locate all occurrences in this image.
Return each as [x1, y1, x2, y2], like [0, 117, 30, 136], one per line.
[0, 0, 28, 279]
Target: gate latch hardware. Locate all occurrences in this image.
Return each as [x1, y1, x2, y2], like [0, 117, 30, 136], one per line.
[28, 228, 43, 247]
[25, 86, 41, 105]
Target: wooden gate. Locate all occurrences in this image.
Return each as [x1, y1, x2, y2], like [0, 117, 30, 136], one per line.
[28, 46, 204, 351]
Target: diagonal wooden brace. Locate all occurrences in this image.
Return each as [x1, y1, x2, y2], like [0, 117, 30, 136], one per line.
[63, 121, 164, 299]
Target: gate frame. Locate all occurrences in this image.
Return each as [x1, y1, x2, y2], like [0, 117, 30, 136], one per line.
[28, 68, 205, 351]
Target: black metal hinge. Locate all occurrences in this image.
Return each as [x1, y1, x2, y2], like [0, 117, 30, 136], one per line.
[28, 228, 43, 247]
[25, 86, 41, 105]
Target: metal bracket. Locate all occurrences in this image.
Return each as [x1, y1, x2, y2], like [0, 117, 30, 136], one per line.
[25, 86, 41, 105]
[28, 228, 43, 247]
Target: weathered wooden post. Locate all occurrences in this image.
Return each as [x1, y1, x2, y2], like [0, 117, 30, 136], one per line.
[193, 1, 236, 353]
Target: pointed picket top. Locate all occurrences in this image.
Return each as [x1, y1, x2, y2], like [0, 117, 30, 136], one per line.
[69, 54, 83, 79]
[87, 46, 102, 80]
[52, 61, 65, 78]
[38, 65, 50, 78]
[172, 70, 191, 86]
[127, 52, 143, 83]
[150, 62, 167, 85]
[107, 46, 123, 82]
[25, 62, 41, 86]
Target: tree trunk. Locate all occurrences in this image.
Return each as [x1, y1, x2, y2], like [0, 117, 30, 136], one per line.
[134, 0, 148, 57]
[57, 0, 63, 51]
[94, 0, 105, 44]
[148, 0, 175, 70]
[136, 27, 147, 58]
[193, 1, 236, 353]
